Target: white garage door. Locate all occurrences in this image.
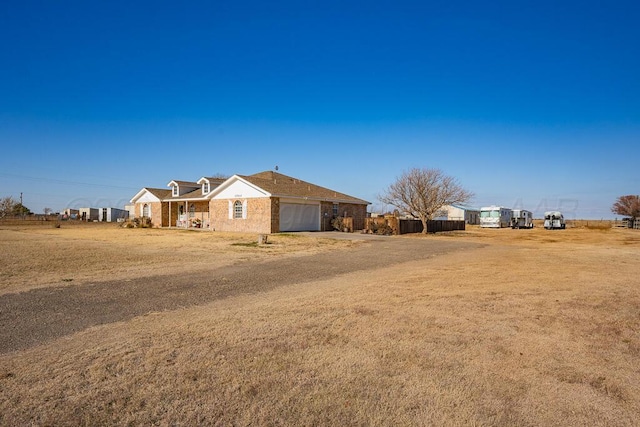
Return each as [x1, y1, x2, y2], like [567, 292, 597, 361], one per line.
[280, 203, 320, 232]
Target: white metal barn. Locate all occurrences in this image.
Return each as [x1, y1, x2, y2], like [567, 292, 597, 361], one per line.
[99, 207, 130, 222]
[78, 207, 99, 221]
[435, 205, 480, 225]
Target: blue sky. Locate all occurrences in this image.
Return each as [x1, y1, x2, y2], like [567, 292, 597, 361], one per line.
[1, 1, 638, 219]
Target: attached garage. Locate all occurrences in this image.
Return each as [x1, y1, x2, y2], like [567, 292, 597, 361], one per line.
[279, 201, 320, 232]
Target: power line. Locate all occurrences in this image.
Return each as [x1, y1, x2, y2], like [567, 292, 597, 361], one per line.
[0, 172, 139, 190]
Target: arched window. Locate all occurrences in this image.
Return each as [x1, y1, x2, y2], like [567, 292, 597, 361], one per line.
[234, 200, 243, 219]
[142, 204, 149, 218]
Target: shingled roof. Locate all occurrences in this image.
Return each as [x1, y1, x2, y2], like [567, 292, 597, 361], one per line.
[145, 188, 173, 199]
[239, 171, 369, 204]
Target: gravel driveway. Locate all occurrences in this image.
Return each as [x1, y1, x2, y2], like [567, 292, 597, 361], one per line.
[0, 236, 482, 354]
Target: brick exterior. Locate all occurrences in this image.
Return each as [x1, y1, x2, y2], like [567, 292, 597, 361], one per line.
[134, 198, 367, 232]
[320, 201, 367, 231]
[133, 201, 163, 227]
[131, 172, 369, 232]
[209, 198, 275, 233]
[271, 198, 280, 232]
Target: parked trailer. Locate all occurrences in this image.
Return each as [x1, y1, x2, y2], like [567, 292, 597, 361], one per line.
[480, 206, 512, 228]
[544, 211, 566, 229]
[511, 209, 534, 229]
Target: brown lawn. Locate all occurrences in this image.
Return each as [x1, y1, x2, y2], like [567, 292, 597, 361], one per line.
[1, 222, 639, 426]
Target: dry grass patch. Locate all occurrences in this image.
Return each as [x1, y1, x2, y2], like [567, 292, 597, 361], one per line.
[0, 223, 359, 295]
[1, 228, 639, 425]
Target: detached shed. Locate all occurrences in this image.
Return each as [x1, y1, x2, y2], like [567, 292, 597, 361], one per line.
[99, 207, 129, 222]
[435, 205, 480, 225]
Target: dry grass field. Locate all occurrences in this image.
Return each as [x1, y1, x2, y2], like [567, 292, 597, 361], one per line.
[1, 222, 639, 426]
[0, 221, 358, 296]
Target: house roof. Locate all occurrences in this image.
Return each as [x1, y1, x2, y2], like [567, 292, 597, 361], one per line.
[239, 171, 369, 205]
[168, 180, 199, 187]
[197, 177, 227, 185]
[168, 188, 205, 201]
[146, 188, 173, 199]
[129, 187, 172, 204]
[133, 171, 369, 205]
[448, 204, 480, 212]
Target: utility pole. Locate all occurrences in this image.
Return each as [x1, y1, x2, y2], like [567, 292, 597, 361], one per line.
[20, 192, 23, 220]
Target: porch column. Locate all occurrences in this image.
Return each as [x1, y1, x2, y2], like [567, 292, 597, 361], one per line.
[169, 201, 172, 228]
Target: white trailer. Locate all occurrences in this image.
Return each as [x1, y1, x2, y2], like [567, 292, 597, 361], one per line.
[480, 206, 512, 228]
[544, 211, 566, 229]
[511, 209, 534, 229]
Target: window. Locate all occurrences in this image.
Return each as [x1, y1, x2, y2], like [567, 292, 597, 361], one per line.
[189, 203, 195, 218]
[172, 185, 178, 196]
[203, 182, 209, 194]
[142, 204, 149, 217]
[234, 200, 243, 219]
[332, 203, 339, 216]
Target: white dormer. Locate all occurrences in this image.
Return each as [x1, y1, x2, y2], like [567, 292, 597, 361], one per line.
[167, 180, 199, 197]
[197, 176, 227, 196]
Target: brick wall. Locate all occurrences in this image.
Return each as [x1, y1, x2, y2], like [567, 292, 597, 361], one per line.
[209, 198, 274, 233]
[133, 202, 163, 227]
[271, 198, 280, 232]
[321, 201, 367, 231]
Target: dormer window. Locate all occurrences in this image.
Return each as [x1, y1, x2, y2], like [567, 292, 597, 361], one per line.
[172, 185, 179, 197]
[203, 182, 210, 194]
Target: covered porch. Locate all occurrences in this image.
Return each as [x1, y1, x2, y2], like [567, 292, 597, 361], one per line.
[163, 200, 210, 229]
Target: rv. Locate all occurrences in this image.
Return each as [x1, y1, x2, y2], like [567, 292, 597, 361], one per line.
[544, 211, 566, 229]
[480, 206, 512, 228]
[511, 209, 534, 229]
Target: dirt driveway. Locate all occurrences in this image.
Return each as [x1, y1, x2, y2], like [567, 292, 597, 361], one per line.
[0, 236, 481, 354]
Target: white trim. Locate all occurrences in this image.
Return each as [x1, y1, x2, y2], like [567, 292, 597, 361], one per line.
[130, 188, 161, 204]
[208, 175, 271, 199]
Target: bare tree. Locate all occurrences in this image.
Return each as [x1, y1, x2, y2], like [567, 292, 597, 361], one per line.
[380, 168, 474, 234]
[611, 195, 640, 224]
[44, 207, 52, 215]
[0, 196, 16, 219]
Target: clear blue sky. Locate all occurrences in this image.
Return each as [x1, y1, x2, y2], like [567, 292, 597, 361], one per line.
[1, 0, 638, 219]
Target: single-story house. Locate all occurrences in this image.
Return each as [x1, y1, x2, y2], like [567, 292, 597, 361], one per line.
[129, 171, 370, 233]
[434, 204, 480, 225]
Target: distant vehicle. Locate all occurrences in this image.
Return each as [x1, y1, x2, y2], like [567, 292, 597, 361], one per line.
[480, 206, 512, 228]
[544, 211, 566, 229]
[511, 209, 534, 229]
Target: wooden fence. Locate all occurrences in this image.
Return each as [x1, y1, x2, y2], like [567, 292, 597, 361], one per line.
[365, 217, 465, 235]
[424, 220, 466, 233]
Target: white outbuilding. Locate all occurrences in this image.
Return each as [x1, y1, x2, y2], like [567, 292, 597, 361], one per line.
[434, 204, 481, 225]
